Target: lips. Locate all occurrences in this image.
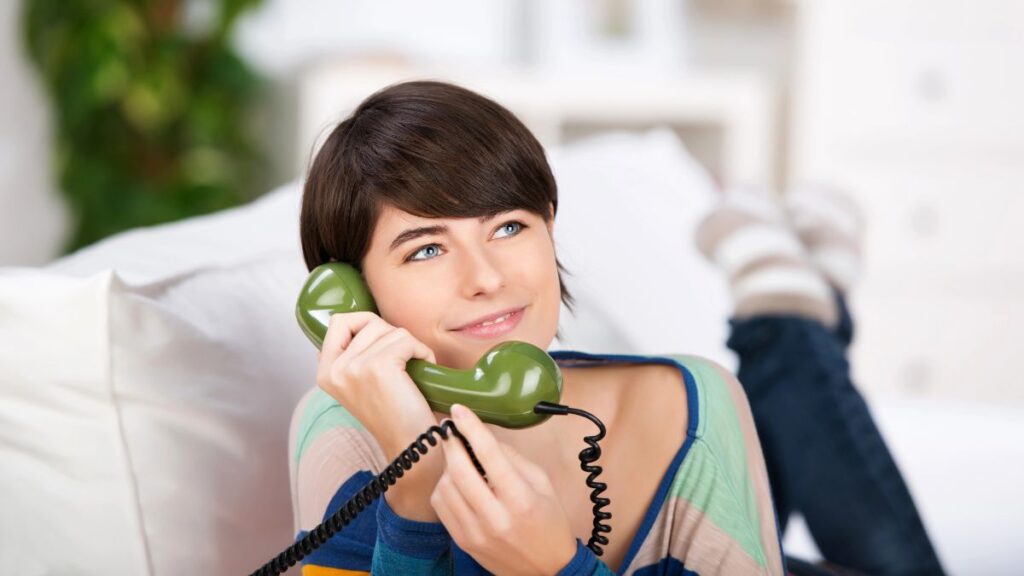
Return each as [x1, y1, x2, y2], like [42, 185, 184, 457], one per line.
[451, 306, 526, 331]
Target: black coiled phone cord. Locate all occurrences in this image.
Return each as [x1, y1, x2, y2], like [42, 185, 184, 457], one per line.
[250, 401, 610, 576]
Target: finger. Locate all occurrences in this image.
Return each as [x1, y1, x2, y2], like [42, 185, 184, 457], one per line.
[335, 317, 393, 361]
[439, 415, 507, 523]
[432, 471, 485, 549]
[320, 311, 378, 362]
[430, 486, 465, 545]
[449, 403, 528, 500]
[367, 326, 437, 365]
[323, 319, 392, 387]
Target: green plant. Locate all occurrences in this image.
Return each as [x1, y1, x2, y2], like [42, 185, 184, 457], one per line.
[22, 0, 266, 253]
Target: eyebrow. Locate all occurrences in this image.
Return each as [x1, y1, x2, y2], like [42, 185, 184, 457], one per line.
[388, 212, 509, 253]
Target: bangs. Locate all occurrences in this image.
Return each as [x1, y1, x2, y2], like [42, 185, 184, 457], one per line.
[347, 85, 557, 224]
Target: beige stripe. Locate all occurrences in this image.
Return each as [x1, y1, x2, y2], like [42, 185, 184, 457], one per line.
[289, 387, 321, 532]
[732, 266, 832, 305]
[293, 425, 387, 532]
[731, 254, 811, 284]
[735, 292, 839, 327]
[796, 224, 861, 253]
[624, 500, 772, 575]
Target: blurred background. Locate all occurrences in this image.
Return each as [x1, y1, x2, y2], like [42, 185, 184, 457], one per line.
[7, 0, 1023, 399]
[2, 0, 1021, 573]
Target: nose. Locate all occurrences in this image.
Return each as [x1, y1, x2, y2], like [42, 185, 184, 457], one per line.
[459, 245, 505, 298]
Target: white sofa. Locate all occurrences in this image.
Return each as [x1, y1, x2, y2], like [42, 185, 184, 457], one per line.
[1, 129, 1011, 575]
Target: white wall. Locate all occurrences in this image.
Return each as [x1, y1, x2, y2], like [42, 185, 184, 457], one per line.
[789, 0, 1024, 405]
[234, 0, 524, 77]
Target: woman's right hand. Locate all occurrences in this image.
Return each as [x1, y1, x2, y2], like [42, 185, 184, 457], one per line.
[316, 311, 447, 522]
[316, 311, 440, 457]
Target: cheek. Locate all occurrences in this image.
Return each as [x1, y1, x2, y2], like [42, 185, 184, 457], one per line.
[391, 293, 441, 334]
[529, 246, 563, 334]
[372, 278, 437, 334]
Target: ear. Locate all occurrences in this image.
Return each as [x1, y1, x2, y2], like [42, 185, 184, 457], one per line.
[546, 202, 555, 238]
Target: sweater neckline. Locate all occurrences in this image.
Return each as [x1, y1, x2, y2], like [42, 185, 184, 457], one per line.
[545, 349, 701, 574]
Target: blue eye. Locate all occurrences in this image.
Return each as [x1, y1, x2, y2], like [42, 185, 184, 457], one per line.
[407, 244, 442, 262]
[495, 221, 524, 238]
[404, 220, 528, 263]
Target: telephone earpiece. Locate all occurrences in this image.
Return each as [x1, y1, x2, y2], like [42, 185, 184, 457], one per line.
[295, 262, 563, 428]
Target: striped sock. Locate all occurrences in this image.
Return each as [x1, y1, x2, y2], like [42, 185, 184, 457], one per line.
[785, 182, 864, 294]
[696, 186, 839, 327]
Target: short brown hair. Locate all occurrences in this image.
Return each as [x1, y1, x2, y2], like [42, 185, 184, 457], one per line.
[299, 79, 576, 322]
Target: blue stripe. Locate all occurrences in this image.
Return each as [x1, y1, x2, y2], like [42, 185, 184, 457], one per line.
[374, 537, 452, 574]
[295, 470, 380, 570]
[375, 491, 451, 559]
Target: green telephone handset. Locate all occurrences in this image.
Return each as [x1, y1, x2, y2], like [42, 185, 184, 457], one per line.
[295, 262, 564, 428]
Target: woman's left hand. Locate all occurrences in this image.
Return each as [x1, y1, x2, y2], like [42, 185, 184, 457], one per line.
[431, 403, 579, 576]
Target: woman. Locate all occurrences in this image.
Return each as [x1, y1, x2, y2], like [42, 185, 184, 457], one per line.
[288, 79, 785, 575]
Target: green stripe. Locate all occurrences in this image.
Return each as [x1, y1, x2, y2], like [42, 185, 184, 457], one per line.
[666, 355, 767, 568]
[293, 388, 366, 467]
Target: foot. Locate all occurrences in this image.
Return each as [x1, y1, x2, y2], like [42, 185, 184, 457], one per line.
[784, 182, 864, 294]
[696, 185, 839, 327]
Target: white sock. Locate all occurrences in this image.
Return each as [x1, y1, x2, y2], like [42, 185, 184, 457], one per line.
[697, 188, 839, 327]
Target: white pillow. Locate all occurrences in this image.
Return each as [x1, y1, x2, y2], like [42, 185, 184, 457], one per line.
[2, 181, 314, 575]
[548, 128, 733, 367]
[0, 270, 150, 574]
[0, 129, 730, 574]
[47, 181, 304, 285]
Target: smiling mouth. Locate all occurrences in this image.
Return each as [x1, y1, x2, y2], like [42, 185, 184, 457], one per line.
[452, 306, 526, 331]
[451, 306, 526, 337]
[470, 310, 515, 327]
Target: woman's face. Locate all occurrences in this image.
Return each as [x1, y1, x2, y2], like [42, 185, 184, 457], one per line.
[361, 201, 562, 371]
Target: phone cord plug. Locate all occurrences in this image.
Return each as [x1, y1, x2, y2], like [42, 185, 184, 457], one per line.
[249, 419, 484, 576]
[534, 401, 612, 558]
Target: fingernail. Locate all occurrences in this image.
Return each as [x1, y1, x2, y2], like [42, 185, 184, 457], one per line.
[451, 403, 465, 418]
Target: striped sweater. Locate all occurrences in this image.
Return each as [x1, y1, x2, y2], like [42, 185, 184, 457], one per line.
[288, 350, 786, 575]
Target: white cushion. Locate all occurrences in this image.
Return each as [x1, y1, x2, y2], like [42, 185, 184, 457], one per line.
[0, 271, 149, 574]
[0, 129, 729, 574]
[48, 181, 304, 285]
[547, 128, 732, 366]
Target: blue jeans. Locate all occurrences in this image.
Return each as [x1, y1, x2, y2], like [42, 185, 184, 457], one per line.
[726, 294, 946, 576]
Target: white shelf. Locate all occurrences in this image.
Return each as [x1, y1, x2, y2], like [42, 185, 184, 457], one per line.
[295, 60, 777, 187]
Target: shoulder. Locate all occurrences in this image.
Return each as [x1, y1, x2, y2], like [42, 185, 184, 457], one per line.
[290, 387, 375, 470]
[656, 354, 751, 438]
[657, 356, 784, 574]
[289, 387, 389, 532]
[660, 353, 739, 391]
[288, 387, 388, 498]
